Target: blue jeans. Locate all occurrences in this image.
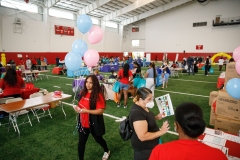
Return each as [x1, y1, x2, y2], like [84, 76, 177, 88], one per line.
[188, 65, 194, 75]
[119, 82, 129, 90]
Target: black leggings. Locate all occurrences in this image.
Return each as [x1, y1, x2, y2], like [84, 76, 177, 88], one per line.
[78, 128, 108, 160]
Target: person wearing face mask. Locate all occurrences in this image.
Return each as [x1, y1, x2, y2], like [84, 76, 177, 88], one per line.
[132, 61, 141, 78]
[149, 102, 227, 160]
[129, 87, 169, 160]
[109, 70, 117, 79]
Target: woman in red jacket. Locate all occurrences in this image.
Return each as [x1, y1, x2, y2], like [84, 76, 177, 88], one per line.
[0, 68, 25, 98]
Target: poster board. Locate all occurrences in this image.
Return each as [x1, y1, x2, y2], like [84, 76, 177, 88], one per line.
[155, 94, 174, 117]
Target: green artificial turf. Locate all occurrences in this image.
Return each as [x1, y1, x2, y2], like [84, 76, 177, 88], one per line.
[0, 64, 222, 160]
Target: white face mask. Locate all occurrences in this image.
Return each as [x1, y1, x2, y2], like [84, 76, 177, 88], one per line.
[145, 101, 154, 108]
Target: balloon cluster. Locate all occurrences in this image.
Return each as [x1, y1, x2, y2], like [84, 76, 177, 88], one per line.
[64, 14, 103, 71]
[226, 46, 240, 100]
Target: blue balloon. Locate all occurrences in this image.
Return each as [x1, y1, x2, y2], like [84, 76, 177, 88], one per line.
[76, 14, 92, 34]
[65, 51, 82, 71]
[209, 68, 214, 74]
[72, 39, 88, 57]
[226, 78, 240, 100]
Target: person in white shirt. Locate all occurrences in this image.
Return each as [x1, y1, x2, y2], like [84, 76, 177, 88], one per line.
[218, 57, 224, 71]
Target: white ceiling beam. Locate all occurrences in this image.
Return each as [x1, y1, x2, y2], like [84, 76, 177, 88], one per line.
[103, 0, 155, 21]
[47, 0, 60, 8]
[78, 0, 111, 15]
[121, 0, 193, 26]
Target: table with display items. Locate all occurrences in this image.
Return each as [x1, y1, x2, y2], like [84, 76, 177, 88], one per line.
[100, 65, 119, 72]
[198, 128, 240, 158]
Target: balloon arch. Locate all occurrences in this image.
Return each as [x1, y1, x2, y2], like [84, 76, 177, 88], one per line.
[211, 52, 231, 65]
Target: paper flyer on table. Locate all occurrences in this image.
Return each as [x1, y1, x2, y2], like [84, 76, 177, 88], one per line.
[155, 94, 174, 117]
[203, 134, 226, 146]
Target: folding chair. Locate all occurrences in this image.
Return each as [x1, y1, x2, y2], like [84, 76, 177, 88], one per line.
[30, 92, 52, 123]
[24, 70, 34, 82]
[0, 97, 14, 126]
[5, 98, 32, 138]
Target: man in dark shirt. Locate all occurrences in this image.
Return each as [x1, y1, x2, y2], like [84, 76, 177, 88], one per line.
[187, 56, 194, 75]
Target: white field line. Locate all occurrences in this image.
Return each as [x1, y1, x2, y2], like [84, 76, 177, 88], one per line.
[170, 79, 216, 83]
[66, 84, 72, 85]
[61, 102, 179, 135]
[155, 89, 209, 98]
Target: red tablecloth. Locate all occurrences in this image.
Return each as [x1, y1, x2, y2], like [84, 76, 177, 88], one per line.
[52, 67, 63, 75]
[0, 88, 40, 99]
[199, 133, 240, 158]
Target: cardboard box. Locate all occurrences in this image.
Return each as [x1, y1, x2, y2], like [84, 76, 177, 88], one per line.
[209, 108, 217, 126]
[214, 116, 240, 134]
[225, 62, 240, 83]
[209, 91, 218, 106]
[216, 91, 240, 121]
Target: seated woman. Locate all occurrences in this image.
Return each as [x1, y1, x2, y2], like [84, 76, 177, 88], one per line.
[149, 102, 227, 160]
[0, 68, 25, 98]
[93, 69, 103, 81]
[109, 70, 117, 79]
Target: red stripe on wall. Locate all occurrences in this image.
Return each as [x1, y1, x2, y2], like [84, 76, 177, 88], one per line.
[3, 52, 233, 65]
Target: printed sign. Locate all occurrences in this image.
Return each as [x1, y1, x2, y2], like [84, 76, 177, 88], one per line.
[155, 94, 174, 117]
[55, 25, 74, 36]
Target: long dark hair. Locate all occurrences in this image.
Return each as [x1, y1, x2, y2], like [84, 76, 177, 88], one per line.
[3, 68, 17, 86]
[123, 63, 130, 77]
[80, 75, 105, 110]
[149, 62, 156, 84]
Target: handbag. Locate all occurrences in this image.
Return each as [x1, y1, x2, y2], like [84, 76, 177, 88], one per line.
[133, 74, 141, 87]
[137, 78, 146, 89]
[112, 81, 120, 93]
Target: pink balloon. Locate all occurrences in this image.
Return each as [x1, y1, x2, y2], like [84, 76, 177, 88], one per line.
[233, 46, 240, 62]
[88, 26, 104, 44]
[236, 59, 240, 75]
[84, 49, 99, 67]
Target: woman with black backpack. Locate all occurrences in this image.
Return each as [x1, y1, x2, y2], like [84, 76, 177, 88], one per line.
[129, 87, 169, 160]
[73, 75, 110, 160]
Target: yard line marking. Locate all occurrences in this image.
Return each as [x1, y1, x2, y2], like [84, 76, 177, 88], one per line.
[47, 75, 74, 79]
[53, 86, 61, 88]
[61, 102, 178, 135]
[155, 89, 209, 98]
[167, 130, 179, 136]
[62, 102, 123, 120]
[66, 84, 72, 86]
[170, 79, 216, 83]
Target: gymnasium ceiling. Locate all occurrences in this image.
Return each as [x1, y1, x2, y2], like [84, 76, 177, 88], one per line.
[4, 0, 195, 25]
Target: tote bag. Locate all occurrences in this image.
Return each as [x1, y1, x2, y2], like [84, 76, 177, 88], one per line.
[133, 74, 141, 87]
[137, 78, 146, 89]
[112, 81, 120, 93]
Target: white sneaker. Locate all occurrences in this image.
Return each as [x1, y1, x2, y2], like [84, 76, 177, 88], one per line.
[102, 151, 110, 160]
[124, 105, 127, 109]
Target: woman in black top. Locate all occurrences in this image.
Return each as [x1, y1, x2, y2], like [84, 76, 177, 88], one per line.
[129, 87, 169, 160]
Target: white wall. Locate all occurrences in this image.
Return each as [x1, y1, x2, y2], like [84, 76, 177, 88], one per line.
[145, 0, 240, 52]
[131, 22, 146, 52]
[0, 6, 124, 52]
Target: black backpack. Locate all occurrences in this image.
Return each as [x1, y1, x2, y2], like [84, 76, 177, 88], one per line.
[119, 116, 133, 141]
